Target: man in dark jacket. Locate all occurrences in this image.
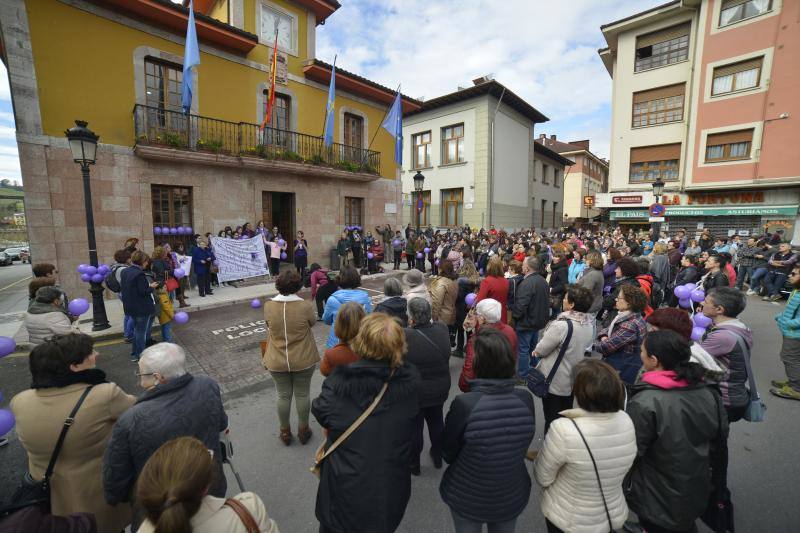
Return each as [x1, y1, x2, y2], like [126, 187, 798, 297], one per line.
[404, 298, 451, 475]
[512, 256, 550, 380]
[120, 251, 158, 361]
[103, 343, 228, 527]
[702, 254, 729, 292]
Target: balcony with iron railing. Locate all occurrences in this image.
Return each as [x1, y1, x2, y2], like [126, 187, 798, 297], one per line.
[132, 104, 382, 180]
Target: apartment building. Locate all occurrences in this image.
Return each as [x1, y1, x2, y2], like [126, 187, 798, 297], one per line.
[401, 78, 559, 230]
[0, 0, 420, 297]
[597, 0, 799, 242]
[536, 135, 608, 228]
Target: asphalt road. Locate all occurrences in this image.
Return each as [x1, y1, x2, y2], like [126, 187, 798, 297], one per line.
[0, 262, 32, 315]
[1, 275, 798, 532]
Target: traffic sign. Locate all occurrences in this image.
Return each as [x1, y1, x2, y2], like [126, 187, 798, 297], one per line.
[648, 203, 666, 217]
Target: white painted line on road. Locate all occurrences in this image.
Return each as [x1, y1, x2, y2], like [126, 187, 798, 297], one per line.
[0, 275, 31, 293]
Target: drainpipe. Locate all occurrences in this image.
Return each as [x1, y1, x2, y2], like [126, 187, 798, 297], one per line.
[489, 87, 506, 227]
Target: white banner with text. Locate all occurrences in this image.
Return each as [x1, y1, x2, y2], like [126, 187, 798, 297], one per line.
[210, 236, 268, 282]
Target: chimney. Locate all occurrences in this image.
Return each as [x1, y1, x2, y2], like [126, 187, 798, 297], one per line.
[550, 134, 557, 141]
[569, 140, 590, 150]
[472, 74, 494, 85]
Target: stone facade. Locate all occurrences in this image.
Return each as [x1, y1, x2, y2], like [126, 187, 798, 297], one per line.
[22, 137, 400, 300]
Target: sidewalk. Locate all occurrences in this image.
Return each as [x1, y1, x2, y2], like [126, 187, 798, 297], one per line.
[3, 263, 395, 351]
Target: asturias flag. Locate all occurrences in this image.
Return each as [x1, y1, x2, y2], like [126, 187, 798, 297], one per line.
[381, 91, 403, 165]
[323, 60, 336, 146]
[181, 0, 200, 114]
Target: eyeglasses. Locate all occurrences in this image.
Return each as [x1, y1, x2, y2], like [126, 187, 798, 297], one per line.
[135, 371, 155, 378]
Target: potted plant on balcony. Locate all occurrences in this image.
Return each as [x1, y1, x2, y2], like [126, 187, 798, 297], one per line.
[196, 138, 225, 153]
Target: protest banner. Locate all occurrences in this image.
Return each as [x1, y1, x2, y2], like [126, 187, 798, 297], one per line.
[210, 236, 269, 282]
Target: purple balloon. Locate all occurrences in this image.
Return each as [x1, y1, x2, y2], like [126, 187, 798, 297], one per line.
[176, 226, 185, 235]
[690, 326, 707, 342]
[693, 313, 712, 328]
[0, 336, 16, 358]
[424, 247, 431, 253]
[392, 239, 400, 246]
[68, 298, 90, 316]
[678, 297, 692, 309]
[674, 285, 691, 299]
[690, 288, 705, 303]
[80, 273, 92, 282]
[169, 227, 178, 235]
[683, 282, 697, 290]
[435, 259, 440, 266]
[91, 273, 104, 283]
[479, 268, 485, 276]
[0, 408, 15, 436]
[98, 264, 110, 276]
[154, 227, 162, 235]
[280, 252, 287, 260]
[161, 226, 170, 235]
[277, 239, 286, 247]
[173, 268, 185, 279]
[416, 252, 423, 259]
[77, 264, 90, 274]
[250, 298, 262, 309]
[86, 265, 98, 276]
[367, 252, 374, 260]
[465, 293, 477, 307]
[185, 226, 192, 234]
[174, 311, 189, 324]
[213, 260, 220, 267]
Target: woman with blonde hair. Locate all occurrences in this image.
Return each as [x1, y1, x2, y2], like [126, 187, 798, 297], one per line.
[313, 313, 420, 533]
[320, 301, 365, 376]
[429, 259, 459, 327]
[136, 436, 278, 533]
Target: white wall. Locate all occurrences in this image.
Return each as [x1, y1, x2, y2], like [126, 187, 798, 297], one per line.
[492, 110, 530, 207]
[608, 13, 697, 192]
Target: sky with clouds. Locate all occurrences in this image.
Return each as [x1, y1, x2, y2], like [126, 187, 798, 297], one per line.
[0, 0, 666, 184]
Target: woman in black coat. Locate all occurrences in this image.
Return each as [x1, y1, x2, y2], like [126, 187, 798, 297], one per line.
[669, 254, 700, 307]
[312, 313, 420, 533]
[548, 252, 569, 318]
[452, 260, 480, 358]
[440, 328, 535, 531]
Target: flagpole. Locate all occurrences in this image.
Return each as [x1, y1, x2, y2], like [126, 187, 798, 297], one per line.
[362, 84, 400, 168]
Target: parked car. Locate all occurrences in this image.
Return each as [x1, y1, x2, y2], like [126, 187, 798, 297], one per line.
[0, 251, 11, 266]
[3, 246, 28, 262]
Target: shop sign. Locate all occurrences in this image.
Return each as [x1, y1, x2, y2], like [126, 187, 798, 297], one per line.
[584, 195, 595, 207]
[687, 191, 765, 205]
[610, 205, 798, 220]
[612, 195, 643, 205]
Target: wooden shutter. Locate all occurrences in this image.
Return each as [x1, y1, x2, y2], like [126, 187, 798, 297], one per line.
[637, 22, 691, 48]
[713, 57, 762, 79]
[630, 143, 681, 163]
[633, 83, 686, 103]
[707, 129, 753, 146]
[721, 0, 750, 8]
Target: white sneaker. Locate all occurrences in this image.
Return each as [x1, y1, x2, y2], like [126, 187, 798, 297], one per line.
[746, 289, 755, 295]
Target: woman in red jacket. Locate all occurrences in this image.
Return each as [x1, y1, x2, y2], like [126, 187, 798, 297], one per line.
[475, 256, 509, 323]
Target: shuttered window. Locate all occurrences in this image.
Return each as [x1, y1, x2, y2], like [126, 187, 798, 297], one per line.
[712, 57, 762, 95]
[635, 23, 690, 72]
[705, 129, 753, 162]
[720, 0, 772, 27]
[632, 84, 685, 127]
[629, 144, 681, 183]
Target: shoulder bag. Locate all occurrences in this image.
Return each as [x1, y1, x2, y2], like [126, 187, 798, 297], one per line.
[570, 418, 617, 533]
[734, 336, 766, 422]
[0, 386, 94, 519]
[527, 320, 573, 398]
[224, 497, 260, 533]
[310, 369, 395, 478]
[164, 272, 179, 293]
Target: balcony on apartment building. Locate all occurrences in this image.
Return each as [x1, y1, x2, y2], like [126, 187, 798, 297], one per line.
[131, 104, 382, 181]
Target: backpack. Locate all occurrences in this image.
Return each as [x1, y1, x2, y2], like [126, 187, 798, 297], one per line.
[104, 264, 125, 293]
[650, 275, 665, 309]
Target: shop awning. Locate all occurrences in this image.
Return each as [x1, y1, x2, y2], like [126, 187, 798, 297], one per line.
[609, 205, 799, 220]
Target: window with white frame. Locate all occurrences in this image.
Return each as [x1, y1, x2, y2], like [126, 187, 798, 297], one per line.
[705, 129, 754, 162]
[719, 0, 772, 27]
[712, 58, 762, 96]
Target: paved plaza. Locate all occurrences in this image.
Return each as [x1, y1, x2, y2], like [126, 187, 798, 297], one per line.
[1, 275, 799, 532]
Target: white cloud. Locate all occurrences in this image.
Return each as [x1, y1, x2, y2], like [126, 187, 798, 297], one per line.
[318, 0, 663, 159]
[0, 63, 10, 102]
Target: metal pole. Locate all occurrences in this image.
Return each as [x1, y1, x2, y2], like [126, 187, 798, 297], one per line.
[82, 163, 110, 331]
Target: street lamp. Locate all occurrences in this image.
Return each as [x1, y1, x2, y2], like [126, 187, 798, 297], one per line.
[651, 176, 666, 240]
[412, 170, 425, 237]
[65, 120, 110, 331]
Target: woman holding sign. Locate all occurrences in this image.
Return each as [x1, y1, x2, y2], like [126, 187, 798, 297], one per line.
[192, 238, 216, 297]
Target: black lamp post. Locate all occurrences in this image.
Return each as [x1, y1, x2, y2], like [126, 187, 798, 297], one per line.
[651, 176, 666, 240]
[413, 170, 425, 237]
[65, 120, 110, 331]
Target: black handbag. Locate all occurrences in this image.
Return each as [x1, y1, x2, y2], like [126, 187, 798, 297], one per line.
[527, 320, 573, 398]
[0, 386, 94, 519]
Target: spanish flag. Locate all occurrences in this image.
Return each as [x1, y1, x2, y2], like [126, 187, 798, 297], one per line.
[261, 30, 279, 130]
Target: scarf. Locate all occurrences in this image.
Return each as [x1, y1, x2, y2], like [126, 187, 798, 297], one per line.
[607, 310, 632, 335]
[32, 368, 107, 389]
[28, 301, 67, 316]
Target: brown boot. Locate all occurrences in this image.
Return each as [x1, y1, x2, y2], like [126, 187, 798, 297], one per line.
[178, 296, 189, 308]
[279, 427, 293, 446]
[297, 426, 313, 445]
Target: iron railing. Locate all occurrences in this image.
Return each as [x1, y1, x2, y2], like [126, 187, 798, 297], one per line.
[132, 104, 381, 175]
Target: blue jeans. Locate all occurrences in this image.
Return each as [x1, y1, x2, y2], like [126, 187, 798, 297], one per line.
[735, 265, 753, 290]
[450, 508, 517, 533]
[160, 322, 172, 343]
[131, 315, 153, 360]
[123, 314, 134, 340]
[516, 328, 539, 379]
[750, 267, 768, 292]
[765, 271, 788, 296]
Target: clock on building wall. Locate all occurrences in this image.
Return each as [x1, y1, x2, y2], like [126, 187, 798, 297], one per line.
[261, 5, 294, 52]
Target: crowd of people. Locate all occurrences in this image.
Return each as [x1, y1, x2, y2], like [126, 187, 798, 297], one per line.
[3, 222, 799, 533]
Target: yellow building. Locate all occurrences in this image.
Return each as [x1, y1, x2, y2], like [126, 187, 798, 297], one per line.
[0, 0, 419, 295]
